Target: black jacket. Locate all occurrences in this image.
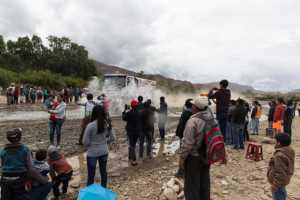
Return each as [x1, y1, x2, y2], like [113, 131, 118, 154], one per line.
[141, 109, 155, 132]
[122, 109, 141, 133]
[137, 102, 143, 110]
[284, 106, 294, 121]
[175, 108, 194, 139]
[268, 106, 276, 122]
[232, 106, 247, 125]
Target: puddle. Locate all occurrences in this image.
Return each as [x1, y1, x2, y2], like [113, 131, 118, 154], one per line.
[153, 140, 180, 156]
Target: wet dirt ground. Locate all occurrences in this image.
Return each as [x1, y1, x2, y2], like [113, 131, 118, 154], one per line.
[1, 96, 300, 200]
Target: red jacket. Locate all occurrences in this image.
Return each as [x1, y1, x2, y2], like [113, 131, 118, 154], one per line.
[273, 104, 284, 122]
[14, 88, 19, 96]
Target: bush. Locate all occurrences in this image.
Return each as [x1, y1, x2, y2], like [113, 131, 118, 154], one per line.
[0, 68, 18, 88]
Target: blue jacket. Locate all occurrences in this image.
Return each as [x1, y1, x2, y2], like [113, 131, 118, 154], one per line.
[0, 143, 32, 175]
[122, 108, 141, 133]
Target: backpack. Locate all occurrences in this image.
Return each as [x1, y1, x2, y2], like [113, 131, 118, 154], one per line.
[195, 113, 226, 164]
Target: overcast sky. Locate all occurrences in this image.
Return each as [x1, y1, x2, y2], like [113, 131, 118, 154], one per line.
[1, 0, 300, 92]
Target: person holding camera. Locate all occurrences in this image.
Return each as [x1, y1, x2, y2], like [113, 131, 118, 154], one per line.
[208, 80, 231, 143]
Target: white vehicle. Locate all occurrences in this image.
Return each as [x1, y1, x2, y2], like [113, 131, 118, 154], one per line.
[102, 74, 156, 113]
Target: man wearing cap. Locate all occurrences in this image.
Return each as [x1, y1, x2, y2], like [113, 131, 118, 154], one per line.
[179, 96, 211, 200]
[122, 100, 142, 166]
[174, 98, 194, 178]
[0, 128, 32, 199]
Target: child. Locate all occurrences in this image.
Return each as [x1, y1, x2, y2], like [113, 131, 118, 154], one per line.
[6, 88, 13, 107]
[33, 149, 50, 176]
[0, 128, 32, 199]
[47, 145, 73, 200]
[267, 133, 295, 199]
[45, 94, 56, 122]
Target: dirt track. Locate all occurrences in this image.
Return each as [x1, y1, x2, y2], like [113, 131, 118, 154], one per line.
[1, 98, 300, 200]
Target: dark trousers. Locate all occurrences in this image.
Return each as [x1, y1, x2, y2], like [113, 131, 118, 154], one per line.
[184, 155, 210, 200]
[79, 116, 92, 145]
[1, 176, 29, 200]
[284, 118, 293, 138]
[29, 182, 52, 200]
[244, 122, 249, 141]
[177, 139, 184, 173]
[87, 154, 108, 187]
[25, 94, 29, 103]
[127, 132, 139, 161]
[216, 110, 228, 142]
[158, 119, 167, 139]
[43, 95, 47, 103]
[14, 95, 18, 104]
[53, 171, 73, 198]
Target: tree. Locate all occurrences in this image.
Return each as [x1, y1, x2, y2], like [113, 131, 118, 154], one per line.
[0, 35, 6, 55]
[138, 70, 144, 78]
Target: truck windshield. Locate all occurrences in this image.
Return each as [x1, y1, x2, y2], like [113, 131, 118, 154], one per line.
[104, 76, 126, 87]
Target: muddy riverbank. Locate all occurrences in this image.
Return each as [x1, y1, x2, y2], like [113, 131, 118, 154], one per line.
[1, 100, 300, 199]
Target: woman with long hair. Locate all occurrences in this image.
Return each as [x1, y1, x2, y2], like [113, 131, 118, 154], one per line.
[83, 105, 116, 187]
[48, 93, 66, 150]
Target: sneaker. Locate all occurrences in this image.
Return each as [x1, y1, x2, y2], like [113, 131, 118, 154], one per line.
[61, 192, 67, 197]
[57, 146, 60, 150]
[174, 172, 184, 179]
[131, 161, 138, 166]
[158, 138, 165, 141]
[146, 155, 152, 159]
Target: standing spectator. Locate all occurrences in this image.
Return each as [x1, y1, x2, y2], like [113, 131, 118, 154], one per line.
[179, 96, 211, 200]
[37, 87, 43, 103]
[0, 128, 32, 200]
[284, 99, 294, 138]
[226, 100, 236, 145]
[137, 96, 144, 110]
[25, 85, 30, 103]
[83, 105, 116, 187]
[74, 88, 80, 103]
[156, 96, 168, 141]
[297, 102, 300, 116]
[0, 85, 2, 95]
[48, 93, 66, 149]
[273, 98, 285, 135]
[13, 86, 19, 104]
[174, 98, 193, 178]
[139, 102, 155, 158]
[268, 101, 276, 138]
[6, 88, 13, 107]
[20, 87, 25, 104]
[30, 87, 36, 104]
[251, 101, 261, 135]
[208, 80, 231, 143]
[147, 99, 156, 139]
[62, 86, 69, 104]
[231, 99, 247, 150]
[47, 146, 73, 200]
[43, 88, 48, 103]
[293, 102, 297, 117]
[267, 133, 294, 200]
[244, 102, 251, 141]
[122, 100, 141, 166]
[69, 87, 74, 103]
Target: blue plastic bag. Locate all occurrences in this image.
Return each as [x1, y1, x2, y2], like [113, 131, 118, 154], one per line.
[77, 183, 117, 200]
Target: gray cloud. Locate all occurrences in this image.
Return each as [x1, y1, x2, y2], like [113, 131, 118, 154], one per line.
[1, 0, 300, 92]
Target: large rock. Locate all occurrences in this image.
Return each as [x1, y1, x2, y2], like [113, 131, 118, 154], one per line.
[164, 188, 177, 200]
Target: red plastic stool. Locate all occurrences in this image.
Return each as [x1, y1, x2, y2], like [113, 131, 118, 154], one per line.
[245, 142, 263, 162]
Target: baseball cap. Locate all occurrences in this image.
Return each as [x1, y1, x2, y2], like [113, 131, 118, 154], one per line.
[131, 100, 138, 107]
[6, 128, 22, 143]
[191, 96, 209, 109]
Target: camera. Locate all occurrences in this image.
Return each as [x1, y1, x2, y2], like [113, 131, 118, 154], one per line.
[213, 87, 218, 91]
[125, 104, 130, 110]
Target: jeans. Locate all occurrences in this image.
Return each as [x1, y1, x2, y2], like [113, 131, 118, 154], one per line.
[1, 176, 28, 200]
[139, 131, 152, 157]
[127, 132, 139, 161]
[226, 121, 232, 144]
[53, 170, 72, 198]
[283, 118, 292, 138]
[14, 95, 18, 104]
[216, 110, 228, 142]
[232, 124, 244, 149]
[49, 119, 63, 146]
[184, 155, 210, 200]
[87, 154, 108, 188]
[158, 119, 167, 139]
[251, 118, 259, 134]
[272, 187, 286, 200]
[29, 182, 52, 200]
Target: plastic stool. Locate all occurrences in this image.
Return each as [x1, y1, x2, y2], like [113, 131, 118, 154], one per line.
[245, 142, 263, 162]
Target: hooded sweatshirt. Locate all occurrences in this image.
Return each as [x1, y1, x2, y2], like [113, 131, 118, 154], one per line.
[208, 89, 231, 112]
[0, 143, 32, 175]
[48, 152, 72, 178]
[267, 146, 295, 191]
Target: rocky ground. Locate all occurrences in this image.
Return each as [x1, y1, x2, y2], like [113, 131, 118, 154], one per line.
[1, 98, 300, 200]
